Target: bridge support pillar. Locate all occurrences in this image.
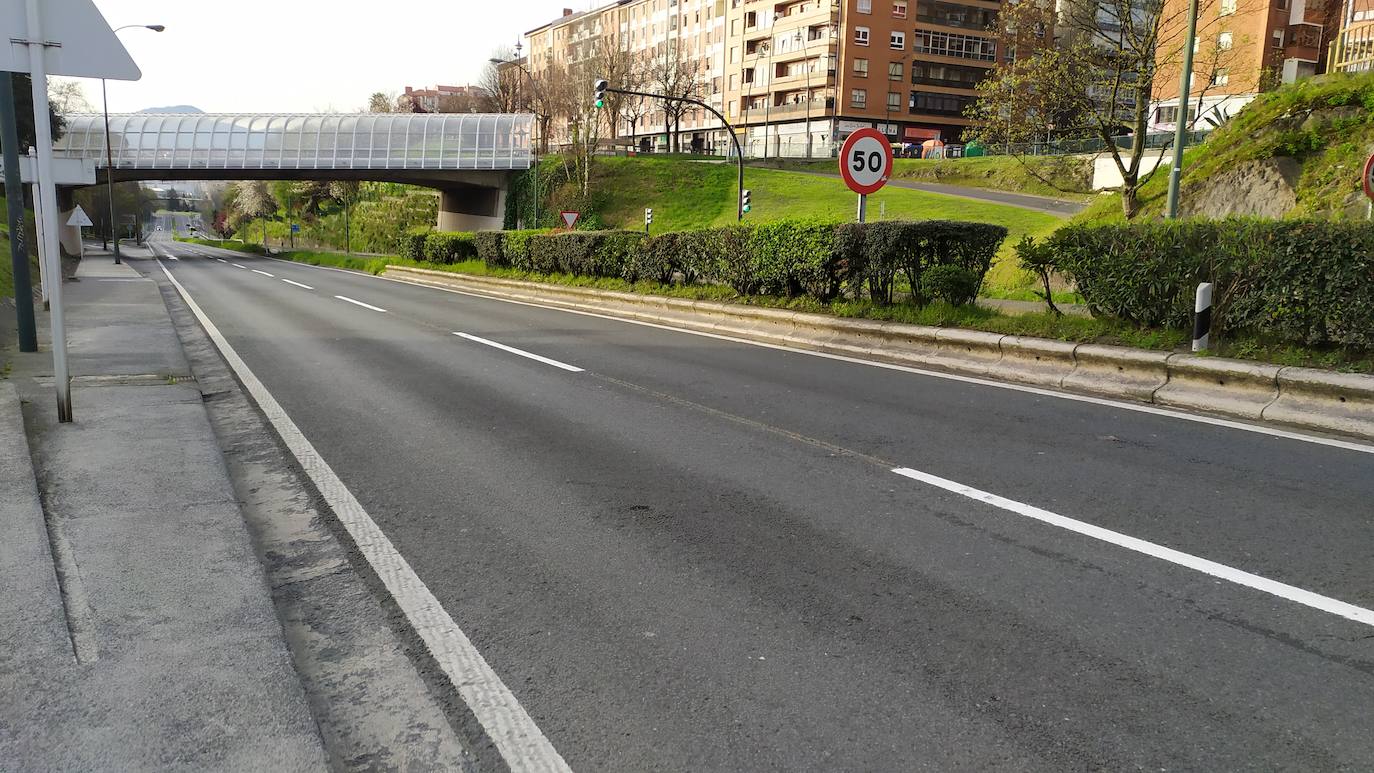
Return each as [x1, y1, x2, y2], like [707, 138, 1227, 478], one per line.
[438, 184, 506, 232]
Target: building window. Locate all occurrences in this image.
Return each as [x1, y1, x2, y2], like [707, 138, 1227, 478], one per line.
[893, 0, 908, 17]
[913, 30, 996, 61]
[889, 61, 904, 79]
[855, 25, 870, 45]
[851, 88, 868, 107]
[916, 1, 998, 31]
[858, 0, 872, 12]
[853, 57, 870, 76]
[908, 90, 976, 116]
[887, 91, 901, 110]
[1218, 31, 1233, 50]
[890, 30, 905, 49]
[1155, 104, 1194, 124]
[1219, 0, 1236, 14]
[1212, 67, 1230, 86]
[911, 60, 984, 87]
[1272, 29, 1284, 48]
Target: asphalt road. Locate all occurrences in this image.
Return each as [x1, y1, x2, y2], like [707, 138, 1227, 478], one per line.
[145, 236, 1374, 771]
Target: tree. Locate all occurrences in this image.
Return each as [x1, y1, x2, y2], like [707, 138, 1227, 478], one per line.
[590, 37, 639, 140]
[648, 50, 705, 153]
[367, 91, 397, 113]
[529, 62, 573, 153]
[617, 57, 653, 148]
[479, 48, 525, 114]
[48, 80, 92, 114]
[8, 72, 66, 147]
[233, 180, 277, 244]
[970, 0, 1242, 217]
[327, 181, 360, 253]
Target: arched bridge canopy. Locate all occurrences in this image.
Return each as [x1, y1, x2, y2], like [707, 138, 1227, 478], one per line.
[54, 113, 534, 172]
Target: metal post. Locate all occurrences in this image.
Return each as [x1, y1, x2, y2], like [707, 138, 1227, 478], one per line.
[1, 73, 37, 351]
[31, 176, 47, 308]
[1165, 0, 1200, 219]
[25, 0, 72, 421]
[1192, 282, 1213, 351]
[856, 193, 867, 223]
[102, 77, 120, 263]
[343, 194, 351, 253]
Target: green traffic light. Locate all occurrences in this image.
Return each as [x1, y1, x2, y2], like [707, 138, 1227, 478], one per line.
[595, 98, 604, 108]
[743, 204, 750, 213]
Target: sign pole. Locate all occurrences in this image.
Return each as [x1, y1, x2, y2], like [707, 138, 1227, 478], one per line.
[856, 193, 866, 223]
[0, 72, 37, 351]
[25, 0, 74, 421]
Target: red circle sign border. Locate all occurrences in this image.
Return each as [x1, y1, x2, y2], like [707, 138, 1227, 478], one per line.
[1364, 153, 1374, 202]
[838, 127, 894, 196]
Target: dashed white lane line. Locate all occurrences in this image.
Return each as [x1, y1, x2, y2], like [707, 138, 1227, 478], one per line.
[252, 269, 275, 277]
[216, 258, 227, 263]
[453, 332, 584, 373]
[890, 466, 1374, 629]
[281, 278, 314, 290]
[334, 294, 387, 313]
[232, 263, 247, 269]
[166, 255, 178, 261]
[155, 260, 570, 771]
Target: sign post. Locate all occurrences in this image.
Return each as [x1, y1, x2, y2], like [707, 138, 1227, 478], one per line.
[4, 0, 143, 423]
[0, 73, 36, 351]
[838, 127, 893, 224]
[67, 205, 93, 260]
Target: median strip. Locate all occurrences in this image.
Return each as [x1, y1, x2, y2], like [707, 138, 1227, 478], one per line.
[453, 332, 584, 372]
[890, 466, 1374, 629]
[334, 295, 387, 313]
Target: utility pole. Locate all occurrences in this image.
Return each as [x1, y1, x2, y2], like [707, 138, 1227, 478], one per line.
[0, 74, 37, 352]
[1165, 0, 1200, 219]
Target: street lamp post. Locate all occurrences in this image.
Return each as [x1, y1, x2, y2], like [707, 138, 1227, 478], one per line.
[1165, 0, 1199, 218]
[104, 23, 164, 264]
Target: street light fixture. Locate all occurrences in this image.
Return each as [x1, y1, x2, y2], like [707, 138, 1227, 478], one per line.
[104, 23, 164, 264]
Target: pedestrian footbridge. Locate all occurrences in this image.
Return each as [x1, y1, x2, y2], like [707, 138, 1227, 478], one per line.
[54, 112, 535, 230]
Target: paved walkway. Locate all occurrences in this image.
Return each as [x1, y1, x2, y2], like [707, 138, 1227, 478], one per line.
[0, 249, 328, 771]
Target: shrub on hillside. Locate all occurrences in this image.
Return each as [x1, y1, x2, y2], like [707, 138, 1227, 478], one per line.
[422, 231, 477, 264]
[1039, 219, 1374, 347]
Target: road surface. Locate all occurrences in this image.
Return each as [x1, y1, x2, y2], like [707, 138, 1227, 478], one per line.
[145, 235, 1374, 771]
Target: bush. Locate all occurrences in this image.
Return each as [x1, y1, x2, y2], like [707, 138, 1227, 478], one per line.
[474, 231, 505, 266]
[1040, 219, 1374, 347]
[921, 265, 980, 307]
[502, 229, 547, 272]
[422, 231, 477, 264]
[749, 218, 842, 299]
[527, 230, 645, 278]
[831, 220, 1007, 305]
[626, 231, 681, 284]
[400, 227, 430, 261]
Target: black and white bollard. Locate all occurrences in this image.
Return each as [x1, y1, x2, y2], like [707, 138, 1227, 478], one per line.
[1192, 282, 1213, 352]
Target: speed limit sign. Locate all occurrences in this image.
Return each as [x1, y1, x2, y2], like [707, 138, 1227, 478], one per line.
[839, 127, 893, 196]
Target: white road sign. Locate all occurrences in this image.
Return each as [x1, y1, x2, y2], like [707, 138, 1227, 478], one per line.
[2, 0, 141, 79]
[66, 205, 93, 227]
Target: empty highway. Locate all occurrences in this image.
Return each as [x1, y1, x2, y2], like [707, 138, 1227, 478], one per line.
[143, 236, 1374, 771]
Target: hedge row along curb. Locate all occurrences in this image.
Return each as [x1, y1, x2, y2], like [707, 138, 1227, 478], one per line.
[386, 266, 1374, 441]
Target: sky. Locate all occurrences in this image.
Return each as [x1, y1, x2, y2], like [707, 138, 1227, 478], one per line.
[70, 0, 593, 113]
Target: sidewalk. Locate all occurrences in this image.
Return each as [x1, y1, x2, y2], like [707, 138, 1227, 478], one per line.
[0, 249, 329, 771]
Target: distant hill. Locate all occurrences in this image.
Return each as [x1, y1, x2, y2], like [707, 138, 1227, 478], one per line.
[139, 105, 204, 114]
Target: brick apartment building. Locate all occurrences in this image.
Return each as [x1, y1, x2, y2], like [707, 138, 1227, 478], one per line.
[400, 84, 479, 113]
[523, 0, 1005, 157]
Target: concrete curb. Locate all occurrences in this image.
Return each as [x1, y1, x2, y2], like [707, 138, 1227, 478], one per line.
[385, 266, 1374, 442]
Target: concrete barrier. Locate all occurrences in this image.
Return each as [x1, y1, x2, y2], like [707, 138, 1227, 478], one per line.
[385, 267, 1374, 442]
[1155, 355, 1282, 420]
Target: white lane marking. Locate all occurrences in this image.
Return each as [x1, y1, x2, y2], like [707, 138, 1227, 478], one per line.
[232, 263, 247, 269]
[263, 258, 1374, 456]
[252, 269, 275, 277]
[167, 255, 178, 261]
[156, 260, 571, 772]
[216, 258, 227, 264]
[891, 466, 1374, 629]
[453, 332, 584, 373]
[281, 278, 314, 290]
[334, 295, 387, 313]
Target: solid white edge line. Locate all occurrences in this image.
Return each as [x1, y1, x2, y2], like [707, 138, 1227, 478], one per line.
[252, 269, 275, 277]
[281, 278, 314, 290]
[334, 295, 387, 313]
[891, 466, 1374, 629]
[453, 332, 584, 373]
[155, 259, 571, 772]
[258, 256, 1374, 456]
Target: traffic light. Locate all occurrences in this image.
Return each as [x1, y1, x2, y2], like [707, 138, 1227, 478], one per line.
[645, 207, 653, 225]
[741, 189, 751, 214]
[593, 79, 608, 109]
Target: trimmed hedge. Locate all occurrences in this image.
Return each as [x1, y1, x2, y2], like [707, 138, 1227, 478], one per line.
[473, 231, 505, 266]
[1037, 220, 1374, 347]
[422, 232, 478, 264]
[526, 230, 645, 278]
[400, 227, 430, 261]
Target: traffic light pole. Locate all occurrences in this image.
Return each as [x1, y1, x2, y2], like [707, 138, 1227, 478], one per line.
[603, 86, 746, 221]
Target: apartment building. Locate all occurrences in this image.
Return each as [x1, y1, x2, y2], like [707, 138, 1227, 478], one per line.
[522, 0, 1000, 157]
[1149, 0, 1342, 132]
[401, 84, 478, 112]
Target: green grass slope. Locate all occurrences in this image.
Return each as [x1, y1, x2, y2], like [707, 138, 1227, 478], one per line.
[754, 154, 1094, 200]
[1078, 70, 1374, 224]
[581, 156, 1064, 291]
